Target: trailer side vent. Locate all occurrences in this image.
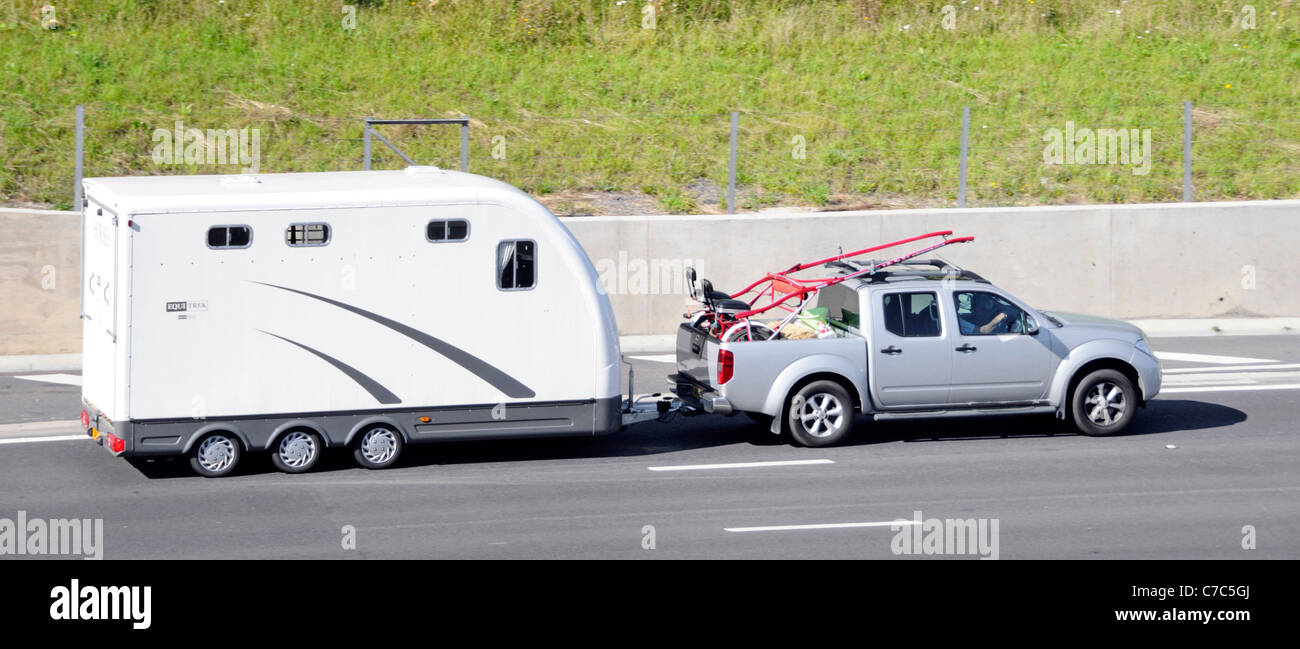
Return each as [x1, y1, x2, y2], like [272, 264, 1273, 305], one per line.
[427, 219, 469, 242]
[207, 225, 252, 249]
[497, 240, 536, 290]
[285, 223, 331, 247]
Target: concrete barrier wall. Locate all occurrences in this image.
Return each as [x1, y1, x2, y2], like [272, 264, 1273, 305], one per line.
[0, 209, 81, 356]
[563, 200, 1300, 335]
[2, 200, 1297, 353]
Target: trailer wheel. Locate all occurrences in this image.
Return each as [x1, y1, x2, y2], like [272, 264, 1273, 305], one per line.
[1069, 369, 1136, 436]
[786, 381, 854, 447]
[353, 425, 404, 470]
[189, 432, 242, 478]
[270, 429, 324, 474]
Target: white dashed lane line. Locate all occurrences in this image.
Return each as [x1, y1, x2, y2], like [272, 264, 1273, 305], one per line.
[628, 354, 677, 364]
[648, 459, 834, 472]
[0, 435, 88, 446]
[1154, 351, 1278, 365]
[13, 373, 83, 386]
[725, 520, 919, 533]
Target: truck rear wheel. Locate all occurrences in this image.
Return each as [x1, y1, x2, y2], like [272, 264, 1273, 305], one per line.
[1070, 369, 1137, 436]
[190, 432, 242, 478]
[270, 429, 323, 474]
[353, 425, 404, 469]
[786, 381, 854, 447]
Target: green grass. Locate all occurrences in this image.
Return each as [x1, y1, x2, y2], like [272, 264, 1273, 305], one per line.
[2, 0, 1299, 211]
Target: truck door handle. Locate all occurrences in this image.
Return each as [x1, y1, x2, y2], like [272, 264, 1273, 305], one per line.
[955, 344, 977, 353]
[881, 346, 902, 355]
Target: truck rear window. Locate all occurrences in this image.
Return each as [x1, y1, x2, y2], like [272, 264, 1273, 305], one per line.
[883, 292, 941, 337]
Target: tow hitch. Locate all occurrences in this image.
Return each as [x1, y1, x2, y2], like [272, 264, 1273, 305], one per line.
[620, 364, 682, 426]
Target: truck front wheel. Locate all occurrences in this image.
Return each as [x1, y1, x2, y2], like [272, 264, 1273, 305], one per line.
[1069, 369, 1137, 436]
[786, 381, 854, 447]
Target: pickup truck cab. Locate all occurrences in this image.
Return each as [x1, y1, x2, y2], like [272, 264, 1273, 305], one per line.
[670, 261, 1161, 446]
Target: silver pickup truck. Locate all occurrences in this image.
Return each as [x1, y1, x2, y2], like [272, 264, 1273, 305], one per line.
[670, 260, 1161, 447]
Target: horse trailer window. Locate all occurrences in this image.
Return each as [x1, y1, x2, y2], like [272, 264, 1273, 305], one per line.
[497, 240, 536, 290]
[285, 223, 330, 247]
[207, 225, 252, 249]
[427, 219, 470, 242]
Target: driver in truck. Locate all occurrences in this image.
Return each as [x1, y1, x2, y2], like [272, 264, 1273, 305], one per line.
[959, 293, 1014, 335]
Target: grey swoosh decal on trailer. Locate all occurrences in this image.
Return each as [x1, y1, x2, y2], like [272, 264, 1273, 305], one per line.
[252, 282, 536, 399]
[259, 331, 402, 405]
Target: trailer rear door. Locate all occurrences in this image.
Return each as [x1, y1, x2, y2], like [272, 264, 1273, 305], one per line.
[81, 197, 122, 418]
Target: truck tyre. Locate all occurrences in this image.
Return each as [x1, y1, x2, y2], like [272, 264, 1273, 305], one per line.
[786, 380, 854, 447]
[353, 424, 404, 469]
[189, 432, 242, 478]
[1070, 369, 1137, 436]
[270, 429, 324, 474]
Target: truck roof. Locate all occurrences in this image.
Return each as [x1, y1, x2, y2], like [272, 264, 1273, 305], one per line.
[83, 168, 530, 215]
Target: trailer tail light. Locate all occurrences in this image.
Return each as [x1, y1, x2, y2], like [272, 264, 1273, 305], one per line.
[717, 349, 734, 385]
[105, 433, 125, 454]
[80, 410, 90, 428]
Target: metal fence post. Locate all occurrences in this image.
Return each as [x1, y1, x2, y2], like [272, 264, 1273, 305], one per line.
[363, 117, 372, 170]
[74, 105, 84, 210]
[460, 115, 469, 172]
[727, 111, 738, 214]
[1183, 101, 1193, 202]
[958, 106, 970, 208]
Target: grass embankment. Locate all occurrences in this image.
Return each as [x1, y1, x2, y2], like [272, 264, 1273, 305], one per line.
[1, 0, 1298, 212]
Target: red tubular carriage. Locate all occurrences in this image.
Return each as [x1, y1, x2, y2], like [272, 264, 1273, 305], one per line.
[688, 231, 975, 340]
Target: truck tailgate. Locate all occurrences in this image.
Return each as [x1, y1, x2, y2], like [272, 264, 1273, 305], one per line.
[675, 322, 715, 388]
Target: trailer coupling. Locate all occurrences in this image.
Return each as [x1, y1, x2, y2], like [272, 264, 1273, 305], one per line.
[621, 364, 682, 426]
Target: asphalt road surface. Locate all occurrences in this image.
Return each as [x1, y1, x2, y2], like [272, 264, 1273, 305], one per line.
[0, 335, 1297, 559]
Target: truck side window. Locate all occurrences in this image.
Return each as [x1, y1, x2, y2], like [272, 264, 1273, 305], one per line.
[427, 219, 469, 242]
[954, 291, 1027, 335]
[882, 292, 941, 337]
[497, 240, 536, 290]
[207, 225, 252, 249]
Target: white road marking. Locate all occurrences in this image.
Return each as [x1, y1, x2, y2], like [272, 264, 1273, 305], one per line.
[725, 520, 920, 533]
[1153, 352, 1278, 365]
[648, 459, 834, 472]
[1160, 383, 1300, 394]
[14, 373, 83, 386]
[0, 435, 89, 446]
[1162, 370, 1300, 386]
[629, 354, 677, 364]
[0, 420, 82, 435]
[1161, 363, 1300, 374]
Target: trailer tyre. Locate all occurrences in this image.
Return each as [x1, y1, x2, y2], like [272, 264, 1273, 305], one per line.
[786, 381, 854, 447]
[1070, 369, 1137, 437]
[189, 432, 242, 478]
[353, 425, 404, 470]
[270, 430, 324, 474]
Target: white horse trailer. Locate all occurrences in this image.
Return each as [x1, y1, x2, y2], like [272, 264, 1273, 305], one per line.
[79, 168, 662, 476]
